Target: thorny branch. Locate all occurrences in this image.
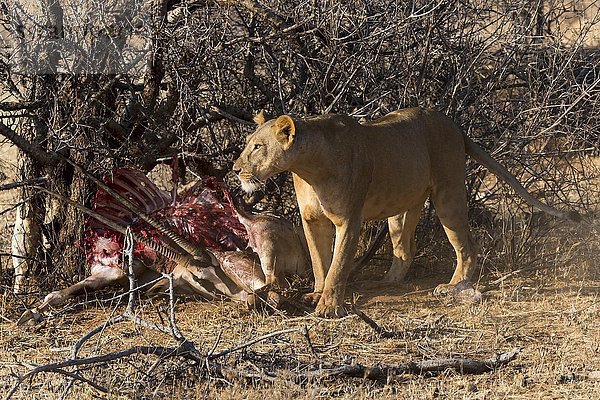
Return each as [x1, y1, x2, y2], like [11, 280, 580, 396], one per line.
[0, 176, 47, 191]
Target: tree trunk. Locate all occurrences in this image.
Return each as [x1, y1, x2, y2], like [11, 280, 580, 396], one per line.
[11, 121, 46, 294]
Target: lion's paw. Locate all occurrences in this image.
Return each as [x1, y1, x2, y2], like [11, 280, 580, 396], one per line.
[433, 283, 455, 296]
[382, 264, 410, 284]
[314, 298, 347, 319]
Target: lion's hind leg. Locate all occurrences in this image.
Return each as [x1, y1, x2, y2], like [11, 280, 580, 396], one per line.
[430, 185, 479, 293]
[383, 203, 424, 283]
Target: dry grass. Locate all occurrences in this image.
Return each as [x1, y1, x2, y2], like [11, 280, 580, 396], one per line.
[0, 236, 598, 399]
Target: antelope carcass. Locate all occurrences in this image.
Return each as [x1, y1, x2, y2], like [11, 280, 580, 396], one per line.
[18, 168, 306, 324]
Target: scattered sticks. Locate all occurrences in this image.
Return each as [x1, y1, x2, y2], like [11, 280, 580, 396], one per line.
[3, 346, 193, 399]
[6, 237, 521, 398]
[7, 301, 522, 399]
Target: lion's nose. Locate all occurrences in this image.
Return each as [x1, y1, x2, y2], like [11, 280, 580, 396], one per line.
[232, 164, 241, 175]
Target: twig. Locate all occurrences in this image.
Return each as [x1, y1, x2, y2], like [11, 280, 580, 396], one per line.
[0, 197, 32, 216]
[0, 314, 15, 323]
[479, 263, 554, 293]
[351, 304, 401, 338]
[208, 327, 301, 360]
[209, 106, 253, 125]
[164, 272, 185, 342]
[302, 325, 321, 361]
[123, 228, 136, 315]
[70, 315, 127, 360]
[207, 328, 225, 358]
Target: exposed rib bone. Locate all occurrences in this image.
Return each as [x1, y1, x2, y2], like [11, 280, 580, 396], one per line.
[33, 185, 193, 270]
[61, 157, 213, 264]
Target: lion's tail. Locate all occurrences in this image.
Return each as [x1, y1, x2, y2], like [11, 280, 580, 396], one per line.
[464, 136, 581, 222]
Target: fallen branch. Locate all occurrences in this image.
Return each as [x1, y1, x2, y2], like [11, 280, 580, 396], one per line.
[223, 348, 521, 384]
[297, 348, 521, 381]
[0, 176, 47, 191]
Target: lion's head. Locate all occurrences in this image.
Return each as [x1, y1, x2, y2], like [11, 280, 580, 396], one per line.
[233, 112, 297, 193]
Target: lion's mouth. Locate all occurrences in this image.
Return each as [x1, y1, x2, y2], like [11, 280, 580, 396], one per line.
[238, 173, 262, 193]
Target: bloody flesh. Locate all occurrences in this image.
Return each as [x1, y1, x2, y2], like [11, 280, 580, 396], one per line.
[85, 168, 249, 273]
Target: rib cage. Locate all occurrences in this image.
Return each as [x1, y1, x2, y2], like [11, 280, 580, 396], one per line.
[85, 168, 248, 273]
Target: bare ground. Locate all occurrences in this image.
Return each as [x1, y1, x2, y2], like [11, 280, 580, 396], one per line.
[0, 241, 598, 399]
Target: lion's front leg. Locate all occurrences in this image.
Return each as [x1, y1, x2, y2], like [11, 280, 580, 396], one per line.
[301, 217, 334, 305]
[316, 219, 362, 318]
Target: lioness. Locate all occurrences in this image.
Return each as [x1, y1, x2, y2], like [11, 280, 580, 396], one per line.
[233, 108, 580, 318]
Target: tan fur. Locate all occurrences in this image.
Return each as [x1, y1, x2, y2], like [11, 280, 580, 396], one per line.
[236, 209, 310, 286]
[253, 110, 267, 125]
[233, 108, 578, 318]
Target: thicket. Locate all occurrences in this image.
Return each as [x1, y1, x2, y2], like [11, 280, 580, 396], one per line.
[0, 0, 598, 290]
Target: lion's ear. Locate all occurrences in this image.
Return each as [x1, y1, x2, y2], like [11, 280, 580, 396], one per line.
[274, 115, 295, 150]
[253, 110, 267, 125]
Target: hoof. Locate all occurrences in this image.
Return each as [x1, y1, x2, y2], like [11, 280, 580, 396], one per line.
[302, 292, 322, 306]
[246, 290, 283, 311]
[266, 290, 283, 308]
[246, 293, 259, 310]
[16, 308, 43, 326]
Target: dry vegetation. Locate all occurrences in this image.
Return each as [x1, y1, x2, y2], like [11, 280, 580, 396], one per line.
[0, 0, 599, 398]
[0, 243, 598, 398]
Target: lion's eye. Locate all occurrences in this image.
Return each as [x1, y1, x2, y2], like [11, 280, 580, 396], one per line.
[253, 143, 262, 151]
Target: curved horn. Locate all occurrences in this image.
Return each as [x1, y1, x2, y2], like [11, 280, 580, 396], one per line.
[33, 186, 194, 271]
